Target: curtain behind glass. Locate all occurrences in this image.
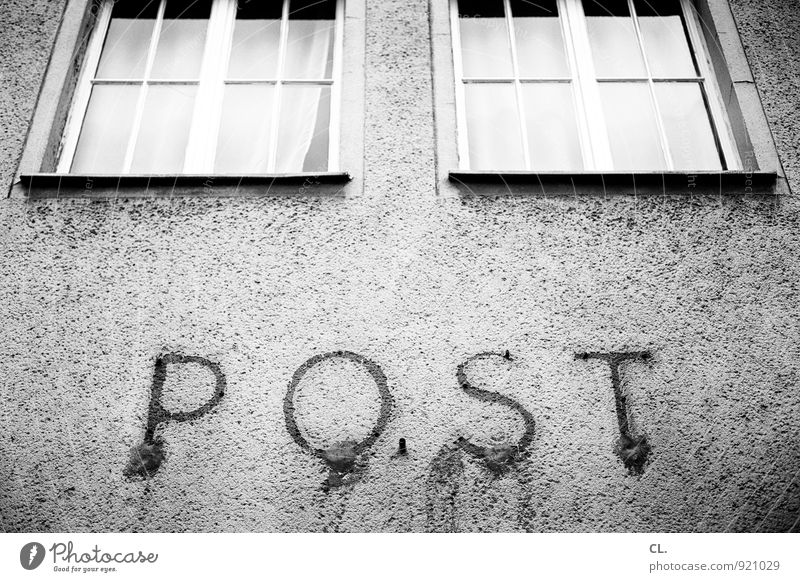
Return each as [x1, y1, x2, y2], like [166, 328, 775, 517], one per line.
[216, 5, 335, 172]
[280, 17, 334, 171]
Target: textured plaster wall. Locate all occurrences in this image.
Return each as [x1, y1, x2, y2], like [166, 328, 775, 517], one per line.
[0, 0, 799, 532]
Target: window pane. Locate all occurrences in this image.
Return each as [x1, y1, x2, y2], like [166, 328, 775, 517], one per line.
[290, 0, 337, 19]
[276, 85, 331, 172]
[582, 0, 631, 16]
[511, 0, 569, 78]
[150, 0, 211, 79]
[655, 82, 722, 170]
[637, 17, 697, 77]
[284, 0, 337, 79]
[215, 85, 275, 173]
[583, 0, 646, 77]
[95, 0, 159, 79]
[464, 83, 524, 170]
[458, 0, 513, 78]
[633, 0, 682, 17]
[227, 2, 283, 79]
[599, 83, 666, 170]
[522, 83, 583, 171]
[71, 85, 140, 173]
[130, 84, 197, 173]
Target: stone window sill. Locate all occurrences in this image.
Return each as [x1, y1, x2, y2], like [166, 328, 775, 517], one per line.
[448, 171, 777, 196]
[18, 172, 352, 198]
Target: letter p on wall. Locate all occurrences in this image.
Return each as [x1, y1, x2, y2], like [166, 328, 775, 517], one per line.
[124, 354, 227, 480]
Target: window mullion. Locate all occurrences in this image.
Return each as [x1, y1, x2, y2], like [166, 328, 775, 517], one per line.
[58, 0, 114, 173]
[628, 0, 674, 171]
[122, 0, 166, 174]
[267, 0, 292, 173]
[504, 0, 531, 171]
[557, 0, 593, 170]
[563, 0, 613, 170]
[449, 0, 470, 170]
[184, 0, 236, 173]
[327, 0, 344, 172]
[680, 0, 741, 170]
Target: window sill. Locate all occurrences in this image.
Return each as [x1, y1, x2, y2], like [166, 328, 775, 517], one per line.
[448, 171, 777, 196]
[18, 172, 352, 199]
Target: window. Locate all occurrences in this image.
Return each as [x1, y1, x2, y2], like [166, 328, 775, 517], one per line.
[59, 0, 343, 175]
[450, 0, 741, 172]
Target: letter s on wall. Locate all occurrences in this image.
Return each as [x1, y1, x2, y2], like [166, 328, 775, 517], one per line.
[456, 351, 535, 473]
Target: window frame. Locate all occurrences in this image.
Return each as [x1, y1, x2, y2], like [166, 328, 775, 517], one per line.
[57, 0, 346, 175]
[449, 0, 742, 173]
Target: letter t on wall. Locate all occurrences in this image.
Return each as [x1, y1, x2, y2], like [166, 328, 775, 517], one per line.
[575, 351, 652, 474]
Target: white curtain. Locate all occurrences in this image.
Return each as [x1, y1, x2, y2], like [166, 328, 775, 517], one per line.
[277, 20, 334, 171]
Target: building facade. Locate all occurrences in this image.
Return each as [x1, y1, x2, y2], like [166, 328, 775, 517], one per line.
[0, 0, 798, 532]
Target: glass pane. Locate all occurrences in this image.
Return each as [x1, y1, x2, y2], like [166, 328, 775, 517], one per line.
[95, 0, 159, 79]
[655, 82, 722, 170]
[458, 0, 513, 78]
[215, 85, 276, 173]
[638, 17, 697, 77]
[583, 0, 646, 77]
[522, 83, 583, 171]
[464, 83, 524, 170]
[599, 83, 666, 170]
[511, 0, 569, 78]
[71, 84, 140, 173]
[228, 2, 283, 79]
[276, 85, 331, 172]
[634, 0, 683, 17]
[130, 84, 197, 173]
[150, 0, 211, 79]
[582, 0, 631, 16]
[290, 0, 337, 19]
[284, 0, 337, 79]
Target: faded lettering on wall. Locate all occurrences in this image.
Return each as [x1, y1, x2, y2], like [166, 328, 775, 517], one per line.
[123, 349, 654, 514]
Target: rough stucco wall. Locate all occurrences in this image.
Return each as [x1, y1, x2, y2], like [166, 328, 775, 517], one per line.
[0, 0, 66, 195]
[0, 0, 798, 532]
[730, 0, 800, 198]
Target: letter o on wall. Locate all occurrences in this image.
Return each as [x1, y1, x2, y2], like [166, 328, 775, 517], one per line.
[284, 351, 393, 462]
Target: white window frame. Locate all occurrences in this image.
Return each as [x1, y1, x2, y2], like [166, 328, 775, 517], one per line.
[449, 0, 742, 172]
[57, 0, 345, 175]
